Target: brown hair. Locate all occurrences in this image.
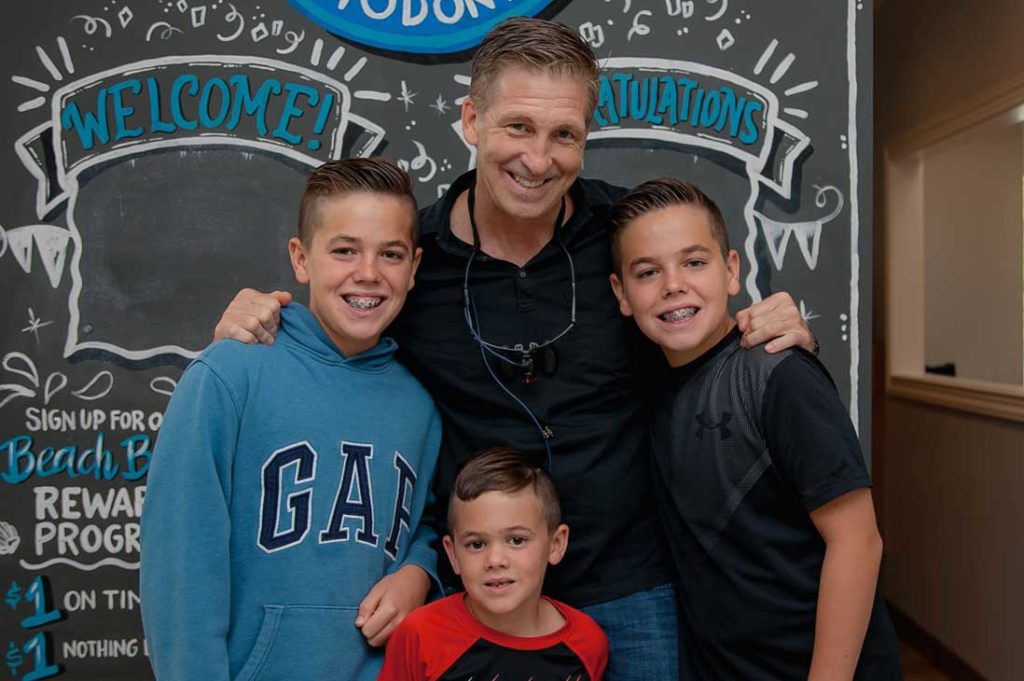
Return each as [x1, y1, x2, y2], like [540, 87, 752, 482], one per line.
[448, 447, 561, 533]
[609, 177, 730, 273]
[469, 17, 600, 123]
[297, 157, 417, 245]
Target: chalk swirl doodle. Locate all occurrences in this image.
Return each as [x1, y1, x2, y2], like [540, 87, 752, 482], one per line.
[145, 22, 184, 42]
[706, 0, 729, 22]
[71, 14, 113, 38]
[217, 3, 245, 42]
[276, 29, 305, 55]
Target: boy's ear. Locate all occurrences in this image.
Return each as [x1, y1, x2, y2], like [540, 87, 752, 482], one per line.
[442, 535, 462, 576]
[609, 273, 633, 317]
[726, 249, 741, 296]
[407, 246, 424, 291]
[288, 237, 310, 285]
[547, 524, 570, 567]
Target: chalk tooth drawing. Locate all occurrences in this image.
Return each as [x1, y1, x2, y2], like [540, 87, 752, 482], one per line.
[21, 308, 55, 345]
[0, 522, 21, 556]
[757, 186, 845, 272]
[579, 21, 606, 49]
[2, 225, 72, 288]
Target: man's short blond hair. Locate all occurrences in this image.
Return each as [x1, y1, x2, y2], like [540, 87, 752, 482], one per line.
[469, 17, 599, 123]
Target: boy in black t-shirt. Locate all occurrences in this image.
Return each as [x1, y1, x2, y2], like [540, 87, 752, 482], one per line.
[607, 178, 901, 680]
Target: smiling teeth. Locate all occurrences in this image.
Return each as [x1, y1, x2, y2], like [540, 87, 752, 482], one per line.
[513, 175, 544, 188]
[345, 296, 382, 310]
[661, 307, 696, 322]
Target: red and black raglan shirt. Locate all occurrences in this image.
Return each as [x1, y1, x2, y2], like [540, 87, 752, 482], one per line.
[379, 594, 608, 680]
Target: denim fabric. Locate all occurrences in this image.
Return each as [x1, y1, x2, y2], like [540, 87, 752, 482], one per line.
[581, 583, 680, 681]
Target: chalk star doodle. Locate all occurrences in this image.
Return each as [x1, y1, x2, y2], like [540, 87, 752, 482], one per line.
[800, 300, 820, 323]
[398, 80, 416, 111]
[0, 523, 21, 557]
[430, 94, 449, 115]
[21, 308, 54, 344]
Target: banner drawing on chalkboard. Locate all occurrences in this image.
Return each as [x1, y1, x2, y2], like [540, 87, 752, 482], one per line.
[288, 0, 563, 54]
[12, 54, 391, 363]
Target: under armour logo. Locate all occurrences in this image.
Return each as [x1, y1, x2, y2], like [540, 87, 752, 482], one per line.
[695, 412, 733, 440]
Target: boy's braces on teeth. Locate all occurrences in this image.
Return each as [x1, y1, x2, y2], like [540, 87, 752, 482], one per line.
[661, 307, 696, 322]
[345, 296, 382, 310]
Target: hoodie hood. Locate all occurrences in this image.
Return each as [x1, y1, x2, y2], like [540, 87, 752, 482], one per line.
[278, 302, 397, 371]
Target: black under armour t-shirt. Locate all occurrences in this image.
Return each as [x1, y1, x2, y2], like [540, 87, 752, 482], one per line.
[651, 326, 901, 680]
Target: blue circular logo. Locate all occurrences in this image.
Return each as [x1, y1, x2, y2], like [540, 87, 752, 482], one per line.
[288, 0, 560, 55]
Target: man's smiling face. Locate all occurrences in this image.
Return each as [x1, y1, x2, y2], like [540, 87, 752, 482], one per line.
[462, 66, 589, 225]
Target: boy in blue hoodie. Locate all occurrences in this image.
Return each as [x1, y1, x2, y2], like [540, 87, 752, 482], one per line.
[140, 158, 442, 681]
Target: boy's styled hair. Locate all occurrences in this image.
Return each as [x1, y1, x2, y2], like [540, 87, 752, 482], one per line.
[297, 157, 417, 245]
[469, 17, 600, 123]
[609, 178, 731, 273]
[448, 448, 561, 533]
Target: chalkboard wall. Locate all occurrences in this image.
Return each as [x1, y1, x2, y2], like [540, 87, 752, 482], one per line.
[0, 1, 871, 678]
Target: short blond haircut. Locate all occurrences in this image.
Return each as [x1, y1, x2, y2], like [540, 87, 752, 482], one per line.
[469, 17, 599, 123]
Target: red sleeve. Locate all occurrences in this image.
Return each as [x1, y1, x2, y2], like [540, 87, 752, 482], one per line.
[378, 618, 426, 681]
[564, 609, 609, 681]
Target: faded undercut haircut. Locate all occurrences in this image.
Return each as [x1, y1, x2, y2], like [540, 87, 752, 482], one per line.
[470, 17, 600, 123]
[297, 157, 418, 246]
[448, 447, 561, 534]
[609, 177, 731, 274]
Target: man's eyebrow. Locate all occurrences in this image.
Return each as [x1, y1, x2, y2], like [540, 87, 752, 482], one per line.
[379, 240, 410, 250]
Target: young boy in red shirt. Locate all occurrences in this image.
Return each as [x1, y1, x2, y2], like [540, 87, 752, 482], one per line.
[379, 448, 608, 680]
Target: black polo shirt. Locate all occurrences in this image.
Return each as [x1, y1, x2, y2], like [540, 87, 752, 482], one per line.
[388, 171, 674, 607]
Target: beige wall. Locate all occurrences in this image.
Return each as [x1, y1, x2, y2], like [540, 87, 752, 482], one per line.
[876, 2, 1024, 680]
[922, 117, 1023, 385]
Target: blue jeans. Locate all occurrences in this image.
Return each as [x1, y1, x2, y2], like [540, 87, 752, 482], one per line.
[581, 584, 680, 681]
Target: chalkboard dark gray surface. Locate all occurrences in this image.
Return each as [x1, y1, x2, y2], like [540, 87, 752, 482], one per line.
[0, 1, 871, 678]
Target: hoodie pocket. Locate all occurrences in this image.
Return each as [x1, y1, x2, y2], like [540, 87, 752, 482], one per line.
[233, 605, 375, 681]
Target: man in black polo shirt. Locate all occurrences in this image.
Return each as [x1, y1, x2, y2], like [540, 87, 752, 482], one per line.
[213, 18, 814, 680]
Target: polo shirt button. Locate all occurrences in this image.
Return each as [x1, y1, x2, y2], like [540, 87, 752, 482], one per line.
[519, 269, 526, 278]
